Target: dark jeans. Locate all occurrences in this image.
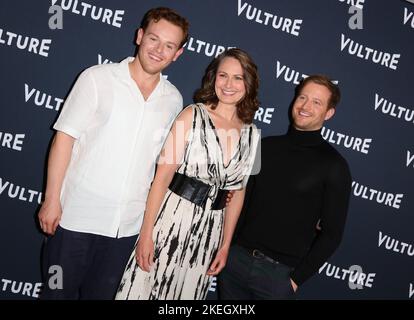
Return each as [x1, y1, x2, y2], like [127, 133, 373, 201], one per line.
[219, 244, 296, 300]
[40, 225, 137, 300]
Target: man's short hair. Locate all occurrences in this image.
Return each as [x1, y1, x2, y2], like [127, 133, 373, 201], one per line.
[296, 75, 341, 109]
[140, 7, 189, 48]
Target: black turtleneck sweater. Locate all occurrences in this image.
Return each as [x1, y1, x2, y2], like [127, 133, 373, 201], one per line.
[236, 127, 352, 286]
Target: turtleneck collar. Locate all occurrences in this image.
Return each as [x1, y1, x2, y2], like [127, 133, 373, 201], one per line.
[287, 126, 324, 146]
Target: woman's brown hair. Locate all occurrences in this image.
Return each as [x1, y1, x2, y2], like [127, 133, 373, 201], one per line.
[194, 48, 259, 124]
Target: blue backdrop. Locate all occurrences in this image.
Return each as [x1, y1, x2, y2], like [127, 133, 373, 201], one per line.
[0, 0, 413, 299]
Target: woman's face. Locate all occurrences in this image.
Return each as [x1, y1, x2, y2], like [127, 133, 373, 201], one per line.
[214, 57, 246, 107]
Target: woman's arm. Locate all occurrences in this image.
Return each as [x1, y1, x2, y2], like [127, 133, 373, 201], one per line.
[207, 188, 246, 275]
[136, 107, 193, 272]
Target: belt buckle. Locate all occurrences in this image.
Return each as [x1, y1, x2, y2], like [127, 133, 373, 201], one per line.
[252, 249, 264, 258]
[252, 249, 278, 265]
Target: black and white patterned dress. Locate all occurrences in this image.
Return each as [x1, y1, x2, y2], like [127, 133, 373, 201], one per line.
[115, 103, 259, 300]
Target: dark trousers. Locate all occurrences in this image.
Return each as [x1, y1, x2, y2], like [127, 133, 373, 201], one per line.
[40, 225, 137, 300]
[219, 244, 296, 300]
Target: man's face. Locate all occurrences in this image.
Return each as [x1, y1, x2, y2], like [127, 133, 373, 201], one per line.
[136, 19, 184, 75]
[292, 82, 335, 131]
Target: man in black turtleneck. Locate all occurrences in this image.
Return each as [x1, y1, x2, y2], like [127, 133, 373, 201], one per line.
[219, 75, 352, 299]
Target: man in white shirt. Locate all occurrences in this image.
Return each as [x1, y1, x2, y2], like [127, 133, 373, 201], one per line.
[38, 7, 189, 299]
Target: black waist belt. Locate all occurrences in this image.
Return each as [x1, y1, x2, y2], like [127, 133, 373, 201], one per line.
[168, 172, 228, 210]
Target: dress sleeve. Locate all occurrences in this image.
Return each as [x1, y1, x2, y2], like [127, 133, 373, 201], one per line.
[242, 124, 261, 188]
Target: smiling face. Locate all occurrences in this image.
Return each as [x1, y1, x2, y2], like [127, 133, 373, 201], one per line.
[214, 57, 246, 107]
[292, 82, 335, 131]
[136, 18, 184, 75]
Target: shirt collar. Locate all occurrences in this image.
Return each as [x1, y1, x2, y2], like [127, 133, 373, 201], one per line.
[287, 126, 323, 146]
[118, 56, 166, 96]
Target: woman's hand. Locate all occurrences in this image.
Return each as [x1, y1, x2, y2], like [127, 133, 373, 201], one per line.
[207, 246, 229, 276]
[135, 234, 154, 272]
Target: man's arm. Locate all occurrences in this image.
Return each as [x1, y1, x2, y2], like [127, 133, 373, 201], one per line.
[38, 132, 74, 235]
[290, 157, 352, 287]
[38, 68, 99, 235]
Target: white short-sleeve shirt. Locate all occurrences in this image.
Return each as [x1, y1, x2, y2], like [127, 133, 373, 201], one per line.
[54, 57, 183, 238]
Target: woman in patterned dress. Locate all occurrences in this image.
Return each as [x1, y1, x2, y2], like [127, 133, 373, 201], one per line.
[116, 48, 260, 300]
